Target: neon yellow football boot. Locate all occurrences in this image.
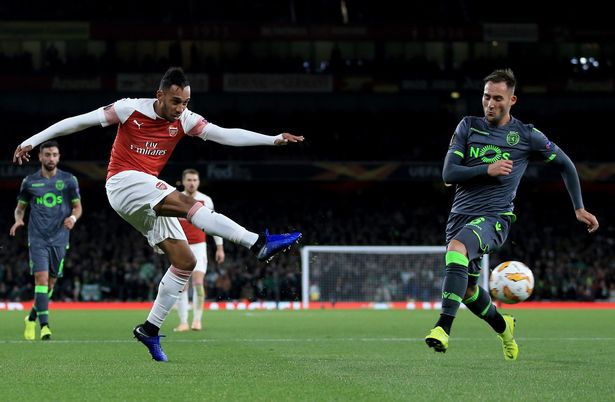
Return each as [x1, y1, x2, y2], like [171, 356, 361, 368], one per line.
[24, 316, 36, 341]
[425, 326, 449, 353]
[497, 314, 518, 360]
[40, 325, 52, 341]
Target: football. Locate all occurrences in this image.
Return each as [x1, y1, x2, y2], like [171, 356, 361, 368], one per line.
[489, 261, 534, 304]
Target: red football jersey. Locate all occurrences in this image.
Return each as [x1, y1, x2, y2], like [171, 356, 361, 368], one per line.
[99, 98, 207, 179]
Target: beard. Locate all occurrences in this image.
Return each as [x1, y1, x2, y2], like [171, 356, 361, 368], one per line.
[160, 103, 179, 122]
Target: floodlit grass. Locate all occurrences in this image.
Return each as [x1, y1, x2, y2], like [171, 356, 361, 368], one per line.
[0, 309, 614, 401]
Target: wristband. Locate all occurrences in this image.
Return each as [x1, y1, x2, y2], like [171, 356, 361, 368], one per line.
[69, 215, 77, 223]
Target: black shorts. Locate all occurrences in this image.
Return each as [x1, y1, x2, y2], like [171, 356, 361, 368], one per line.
[445, 213, 512, 284]
[29, 243, 69, 278]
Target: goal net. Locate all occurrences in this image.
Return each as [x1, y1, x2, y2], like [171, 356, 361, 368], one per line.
[301, 246, 489, 308]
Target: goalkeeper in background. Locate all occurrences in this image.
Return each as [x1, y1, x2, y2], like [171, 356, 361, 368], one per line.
[425, 68, 599, 360]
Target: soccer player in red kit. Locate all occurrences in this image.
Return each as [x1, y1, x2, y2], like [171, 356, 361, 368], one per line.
[13, 67, 303, 361]
[174, 168, 225, 332]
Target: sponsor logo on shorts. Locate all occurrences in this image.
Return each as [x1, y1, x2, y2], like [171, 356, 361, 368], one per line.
[156, 182, 168, 190]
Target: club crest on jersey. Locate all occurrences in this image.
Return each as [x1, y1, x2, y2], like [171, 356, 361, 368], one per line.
[506, 131, 520, 146]
[55, 180, 65, 190]
[169, 126, 179, 137]
[155, 181, 168, 190]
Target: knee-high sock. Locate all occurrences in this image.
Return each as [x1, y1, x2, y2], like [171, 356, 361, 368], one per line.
[34, 285, 49, 327]
[147, 266, 191, 328]
[436, 251, 469, 334]
[187, 204, 258, 249]
[463, 286, 506, 333]
[176, 287, 189, 325]
[192, 284, 205, 324]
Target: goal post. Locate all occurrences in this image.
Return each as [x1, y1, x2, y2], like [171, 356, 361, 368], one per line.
[301, 245, 489, 309]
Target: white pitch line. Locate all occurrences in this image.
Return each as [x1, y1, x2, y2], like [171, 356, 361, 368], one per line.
[0, 337, 613, 345]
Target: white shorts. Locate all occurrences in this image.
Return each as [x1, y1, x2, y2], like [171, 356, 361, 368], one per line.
[105, 170, 187, 250]
[190, 242, 208, 274]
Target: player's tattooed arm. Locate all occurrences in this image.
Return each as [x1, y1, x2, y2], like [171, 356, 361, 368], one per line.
[9, 203, 27, 236]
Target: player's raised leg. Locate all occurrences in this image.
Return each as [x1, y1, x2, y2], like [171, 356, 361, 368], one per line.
[462, 284, 506, 332]
[158, 191, 301, 263]
[463, 284, 517, 360]
[497, 314, 518, 360]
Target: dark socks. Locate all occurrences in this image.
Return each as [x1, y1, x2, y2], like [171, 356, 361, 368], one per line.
[439, 262, 469, 331]
[463, 286, 506, 333]
[435, 314, 454, 334]
[34, 285, 49, 327]
[143, 320, 160, 336]
[249, 234, 264, 254]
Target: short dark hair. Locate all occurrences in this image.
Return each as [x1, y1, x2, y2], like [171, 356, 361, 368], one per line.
[483, 68, 516, 91]
[40, 141, 59, 153]
[159, 67, 189, 91]
[182, 168, 200, 179]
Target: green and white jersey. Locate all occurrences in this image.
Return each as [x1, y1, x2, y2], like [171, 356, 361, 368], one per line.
[17, 169, 81, 246]
[447, 116, 560, 216]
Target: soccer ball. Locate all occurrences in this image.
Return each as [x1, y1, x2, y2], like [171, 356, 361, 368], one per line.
[489, 261, 534, 304]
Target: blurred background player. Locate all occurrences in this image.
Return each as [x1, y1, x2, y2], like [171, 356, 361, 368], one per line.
[424, 68, 599, 360]
[9, 141, 82, 341]
[13, 67, 303, 361]
[174, 168, 225, 332]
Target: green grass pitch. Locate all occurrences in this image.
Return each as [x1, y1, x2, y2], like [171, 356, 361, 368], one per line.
[1, 309, 614, 401]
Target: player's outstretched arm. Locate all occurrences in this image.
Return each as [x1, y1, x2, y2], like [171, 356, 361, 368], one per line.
[201, 123, 304, 147]
[549, 149, 599, 233]
[13, 110, 101, 165]
[575, 208, 599, 233]
[13, 144, 34, 165]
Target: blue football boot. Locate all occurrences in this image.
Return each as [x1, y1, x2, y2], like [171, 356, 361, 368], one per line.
[133, 325, 168, 362]
[256, 230, 302, 263]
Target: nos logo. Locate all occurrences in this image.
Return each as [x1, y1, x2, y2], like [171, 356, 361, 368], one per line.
[36, 192, 63, 208]
[469, 145, 510, 163]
